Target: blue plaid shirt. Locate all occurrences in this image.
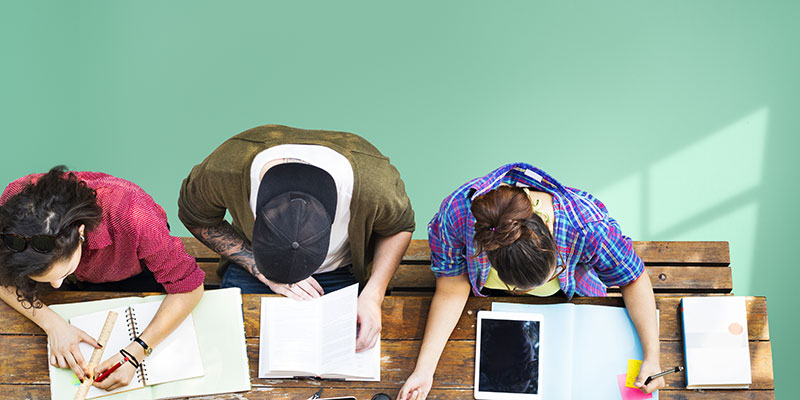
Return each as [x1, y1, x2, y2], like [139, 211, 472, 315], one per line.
[428, 163, 644, 299]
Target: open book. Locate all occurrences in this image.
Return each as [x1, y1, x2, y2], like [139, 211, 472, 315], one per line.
[49, 288, 251, 400]
[492, 302, 659, 400]
[258, 283, 380, 381]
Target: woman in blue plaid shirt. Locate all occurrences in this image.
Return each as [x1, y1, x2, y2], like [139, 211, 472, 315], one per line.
[397, 163, 664, 400]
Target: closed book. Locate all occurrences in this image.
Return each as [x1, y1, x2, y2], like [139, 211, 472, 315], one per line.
[681, 296, 751, 389]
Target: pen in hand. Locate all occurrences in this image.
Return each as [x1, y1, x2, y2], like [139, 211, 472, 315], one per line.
[644, 365, 684, 385]
[94, 357, 128, 383]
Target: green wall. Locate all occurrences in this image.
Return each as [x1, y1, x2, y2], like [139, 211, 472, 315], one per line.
[2, 1, 797, 396]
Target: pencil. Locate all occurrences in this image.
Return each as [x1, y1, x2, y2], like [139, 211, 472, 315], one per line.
[94, 357, 128, 383]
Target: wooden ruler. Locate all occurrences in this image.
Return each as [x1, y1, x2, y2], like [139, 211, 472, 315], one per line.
[74, 310, 117, 400]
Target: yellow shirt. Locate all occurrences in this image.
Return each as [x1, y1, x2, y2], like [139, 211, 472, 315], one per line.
[482, 187, 561, 297]
[483, 266, 562, 296]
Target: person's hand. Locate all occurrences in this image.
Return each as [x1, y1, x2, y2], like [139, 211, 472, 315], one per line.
[356, 291, 382, 352]
[634, 358, 665, 394]
[92, 351, 138, 391]
[263, 275, 324, 300]
[397, 370, 433, 400]
[45, 317, 101, 381]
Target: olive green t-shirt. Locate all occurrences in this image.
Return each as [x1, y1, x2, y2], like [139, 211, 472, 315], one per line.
[178, 124, 416, 283]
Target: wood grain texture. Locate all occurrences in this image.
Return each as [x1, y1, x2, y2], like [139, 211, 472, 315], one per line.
[0, 295, 769, 342]
[183, 238, 732, 291]
[241, 295, 769, 341]
[180, 237, 219, 260]
[181, 238, 731, 265]
[0, 385, 774, 400]
[399, 240, 731, 265]
[198, 261, 221, 287]
[388, 265, 733, 292]
[0, 336, 773, 389]
[0, 236, 766, 399]
[198, 263, 734, 292]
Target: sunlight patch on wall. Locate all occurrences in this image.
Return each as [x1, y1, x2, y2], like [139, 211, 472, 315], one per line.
[648, 108, 768, 236]
[594, 171, 643, 239]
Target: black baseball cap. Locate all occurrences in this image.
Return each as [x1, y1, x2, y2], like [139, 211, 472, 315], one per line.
[252, 162, 337, 284]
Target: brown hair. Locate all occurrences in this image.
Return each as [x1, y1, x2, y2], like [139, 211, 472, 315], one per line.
[471, 186, 557, 288]
[0, 166, 102, 308]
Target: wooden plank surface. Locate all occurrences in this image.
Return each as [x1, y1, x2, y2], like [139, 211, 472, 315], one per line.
[199, 261, 221, 286]
[197, 263, 734, 292]
[0, 385, 775, 400]
[388, 265, 733, 292]
[399, 239, 731, 264]
[243, 296, 769, 342]
[180, 237, 219, 260]
[0, 336, 774, 390]
[185, 238, 733, 291]
[181, 238, 731, 266]
[0, 295, 769, 342]
[0, 293, 770, 399]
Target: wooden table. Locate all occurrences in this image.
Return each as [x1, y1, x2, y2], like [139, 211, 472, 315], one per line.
[0, 292, 773, 399]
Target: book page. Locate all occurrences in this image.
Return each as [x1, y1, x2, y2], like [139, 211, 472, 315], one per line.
[130, 300, 204, 386]
[324, 340, 380, 381]
[50, 297, 149, 400]
[259, 295, 321, 376]
[70, 305, 147, 399]
[571, 305, 659, 400]
[317, 284, 378, 380]
[319, 284, 358, 375]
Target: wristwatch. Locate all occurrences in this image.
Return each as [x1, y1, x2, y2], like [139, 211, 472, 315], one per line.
[133, 337, 153, 356]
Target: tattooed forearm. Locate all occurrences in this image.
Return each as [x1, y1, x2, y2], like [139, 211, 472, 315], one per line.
[187, 222, 263, 279]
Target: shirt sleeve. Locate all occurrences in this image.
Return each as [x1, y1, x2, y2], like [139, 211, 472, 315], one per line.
[128, 194, 205, 294]
[370, 163, 416, 236]
[582, 217, 644, 288]
[0, 175, 37, 205]
[428, 199, 468, 278]
[177, 162, 229, 229]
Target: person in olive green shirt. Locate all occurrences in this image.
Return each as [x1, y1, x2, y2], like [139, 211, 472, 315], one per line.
[178, 124, 415, 351]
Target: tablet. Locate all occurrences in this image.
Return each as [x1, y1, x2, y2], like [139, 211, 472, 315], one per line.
[474, 310, 543, 400]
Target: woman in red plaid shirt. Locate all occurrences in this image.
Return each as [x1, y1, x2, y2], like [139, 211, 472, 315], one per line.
[0, 166, 204, 392]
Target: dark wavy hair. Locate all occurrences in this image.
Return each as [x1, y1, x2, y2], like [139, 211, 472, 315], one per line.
[0, 166, 102, 308]
[471, 185, 557, 289]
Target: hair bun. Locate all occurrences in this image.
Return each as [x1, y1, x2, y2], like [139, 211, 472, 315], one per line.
[471, 186, 534, 253]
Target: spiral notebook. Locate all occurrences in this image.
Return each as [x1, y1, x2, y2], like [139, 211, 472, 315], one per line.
[68, 301, 205, 399]
[48, 289, 251, 400]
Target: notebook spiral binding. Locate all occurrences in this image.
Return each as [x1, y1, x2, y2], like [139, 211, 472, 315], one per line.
[125, 307, 149, 384]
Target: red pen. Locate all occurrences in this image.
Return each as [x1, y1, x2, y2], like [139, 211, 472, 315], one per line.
[94, 357, 128, 383]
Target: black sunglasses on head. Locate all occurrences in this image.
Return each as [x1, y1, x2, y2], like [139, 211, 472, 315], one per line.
[1, 233, 57, 253]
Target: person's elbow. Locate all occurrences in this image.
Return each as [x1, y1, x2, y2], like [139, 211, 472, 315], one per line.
[187, 283, 205, 305]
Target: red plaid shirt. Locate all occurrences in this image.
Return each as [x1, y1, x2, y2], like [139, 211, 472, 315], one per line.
[0, 172, 204, 293]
